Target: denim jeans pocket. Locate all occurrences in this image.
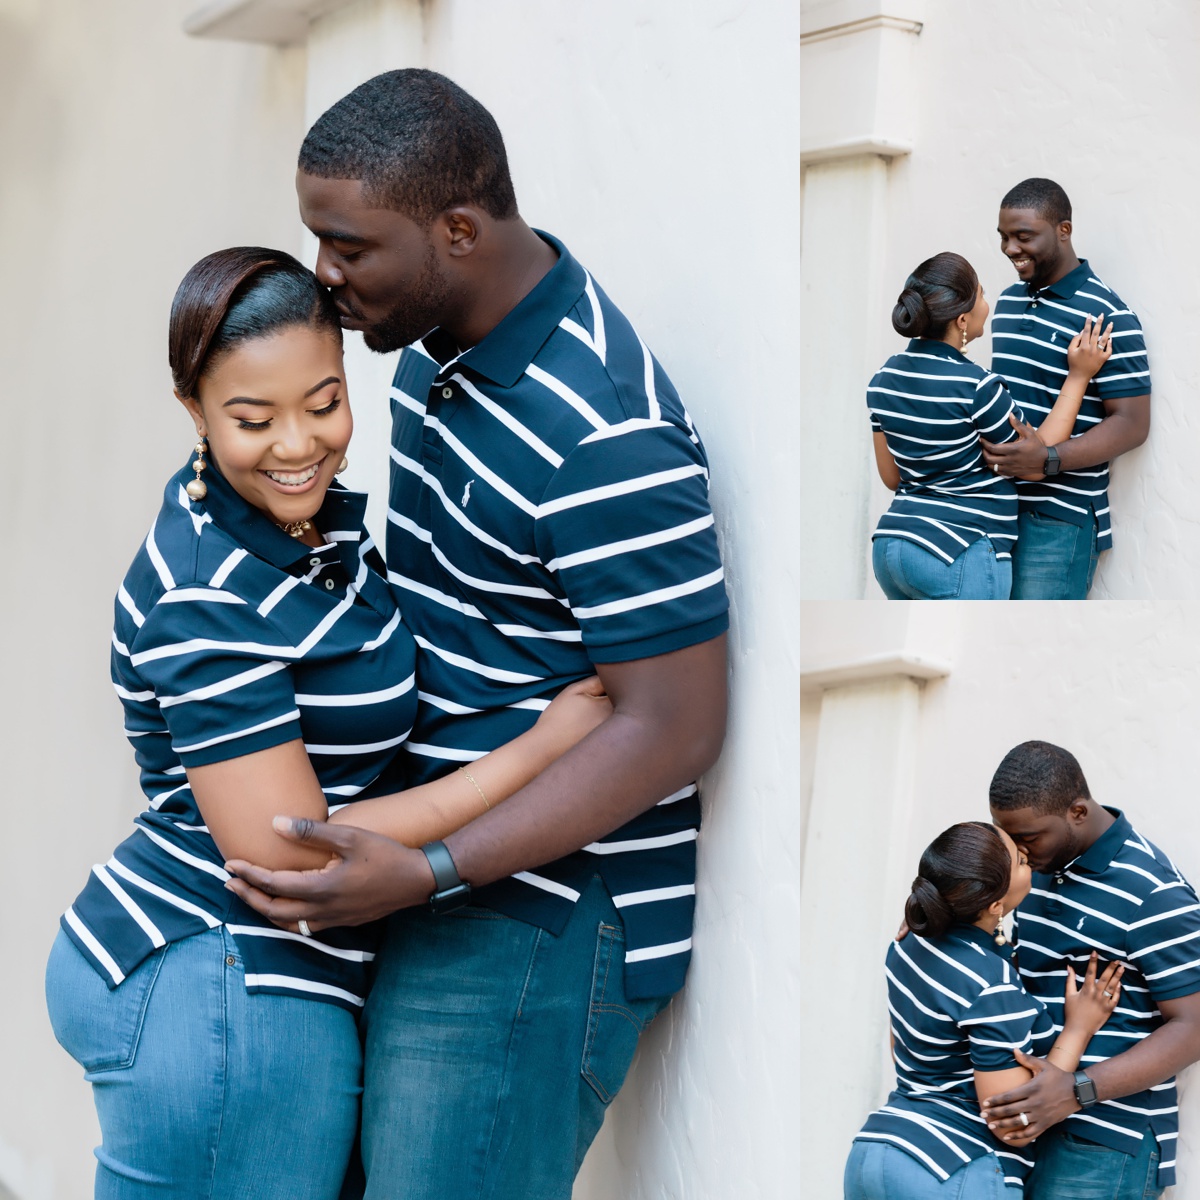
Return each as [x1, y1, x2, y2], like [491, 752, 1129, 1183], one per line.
[45, 929, 167, 1075]
[580, 922, 668, 1104]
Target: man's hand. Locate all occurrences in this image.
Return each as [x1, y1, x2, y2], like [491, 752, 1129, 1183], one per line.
[981, 415, 1048, 480]
[224, 817, 435, 932]
[982, 1049, 1079, 1142]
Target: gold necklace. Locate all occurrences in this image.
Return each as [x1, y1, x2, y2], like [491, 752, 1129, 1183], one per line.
[277, 519, 313, 540]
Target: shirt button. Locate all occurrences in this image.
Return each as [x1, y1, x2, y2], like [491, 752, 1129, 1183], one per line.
[442, 386, 453, 399]
[225, 956, 236, 966]
[324, 578, 336, 591]
[309, 556, 321, 567]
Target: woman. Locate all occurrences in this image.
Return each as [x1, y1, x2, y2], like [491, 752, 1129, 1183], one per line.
[844, 821, 1124, 1198]
[44, 248, 611, 1199]
[868, 252, 1113, 599]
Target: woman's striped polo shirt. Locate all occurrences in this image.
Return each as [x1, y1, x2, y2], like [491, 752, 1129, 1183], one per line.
[1012, 809, 1200, 1191]
[867, 339, 1025, 564]
[854, 924, 1056, 1192]
[62, 462, 417, 1012]
[381, 232, 729, 1000]
[992, 259, 1151, 551]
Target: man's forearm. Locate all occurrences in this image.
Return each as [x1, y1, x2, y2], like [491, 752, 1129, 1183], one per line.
[1054, 397, 1150, 471]
[1087, 1017, 1200, 1101]
[444, 635, 728, 886]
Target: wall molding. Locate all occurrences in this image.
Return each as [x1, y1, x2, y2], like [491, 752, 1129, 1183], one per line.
[800, 14, 922, 45]
[183, 0, 360, 45]
[800, 135, 912, 165]
[799, 651, 952, 691]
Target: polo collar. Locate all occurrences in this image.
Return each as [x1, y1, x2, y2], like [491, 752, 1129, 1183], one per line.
[186, 459, 368, 574]
[420, 231, 587, 388]
[1030, 258, 1091, 301]
[907, 337, 970, 362]
[1068, 807, 1130, 875]
[949, 922, 1014, 963]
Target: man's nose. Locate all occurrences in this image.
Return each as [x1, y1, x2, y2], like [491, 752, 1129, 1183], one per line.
[314, 245, 346, 289]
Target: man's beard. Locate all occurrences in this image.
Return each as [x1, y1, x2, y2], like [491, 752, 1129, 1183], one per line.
[361, 242, 452, 354]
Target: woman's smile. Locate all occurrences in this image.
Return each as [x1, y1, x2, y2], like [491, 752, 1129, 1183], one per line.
[261, 458, 326, 492]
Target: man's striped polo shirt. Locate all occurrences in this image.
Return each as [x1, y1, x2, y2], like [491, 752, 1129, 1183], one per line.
[63, 462, 418, 1012]
[991, 259, 1151, 551]
[855, 925, 1055, 1191]
[867, 339, 1024, 563]
[1013, 809, 1200, 1189]
[383, 232, 728, 1000]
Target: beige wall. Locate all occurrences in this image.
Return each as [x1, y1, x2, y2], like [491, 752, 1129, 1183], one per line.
[0, 2, 304, 1195]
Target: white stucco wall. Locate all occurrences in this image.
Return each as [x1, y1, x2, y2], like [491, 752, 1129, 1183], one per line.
[800, 0, 1200, 599]
[801, 601, 1200, 1198]
[3, 2, 799, 1198]
[0, 3, 304, 1196]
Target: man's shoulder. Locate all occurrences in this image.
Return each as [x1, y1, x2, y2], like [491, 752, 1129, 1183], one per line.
[1108, 825, 1194, 894]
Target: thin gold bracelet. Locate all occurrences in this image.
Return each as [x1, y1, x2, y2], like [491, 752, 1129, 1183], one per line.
[458, 766, 491, 810]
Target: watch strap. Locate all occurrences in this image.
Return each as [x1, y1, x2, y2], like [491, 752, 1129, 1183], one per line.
[421, 840, 471, 914]
[1072, 1069, 1098, 1108]
[1044, 444, 1062, 477]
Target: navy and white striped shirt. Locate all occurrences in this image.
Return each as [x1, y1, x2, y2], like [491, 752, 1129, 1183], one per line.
[1013, 809, 1200, 1190]
[867, 339, 1025, 563]
[381, 232, 729, 1000]
[63, 462, 417, 1012]
[855, 925, 1055, 1191]
[992, 259, 1151, 551]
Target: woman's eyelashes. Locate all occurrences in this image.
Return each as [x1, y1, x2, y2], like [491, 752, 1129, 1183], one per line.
[234, 396, 342, 431]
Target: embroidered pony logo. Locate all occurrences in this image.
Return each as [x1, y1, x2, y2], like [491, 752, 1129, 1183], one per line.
[1076, 916, 1086, 930]
[461, 480, 475, 508]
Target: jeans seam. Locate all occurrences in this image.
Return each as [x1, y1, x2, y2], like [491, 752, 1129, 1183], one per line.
[475, 928, 545, 1200]
[206, 929, 231, 1200]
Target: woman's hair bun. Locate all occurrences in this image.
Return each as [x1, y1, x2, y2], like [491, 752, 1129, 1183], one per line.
[904, 875, 952, 937]
[891, 287, 930, 337]
[889, 253, 979, 341]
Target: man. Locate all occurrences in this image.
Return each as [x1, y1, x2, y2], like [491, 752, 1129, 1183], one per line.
[981, 178, 1150, 599]
[984, 741, 1200, 1199]
[224, 70, 729, 1199]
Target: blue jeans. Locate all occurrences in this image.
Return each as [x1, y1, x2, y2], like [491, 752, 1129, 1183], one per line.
[1027, 1128, 1162, 1200]
[358, 876, 670, 1200]
[45, 927, 362, 1200]
[872, 535, 1012, 600]
[844, 1141, 1020, 1198]
[1010, 510, 1100, 599]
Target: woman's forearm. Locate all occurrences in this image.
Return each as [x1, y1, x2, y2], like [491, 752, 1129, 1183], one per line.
[1036, 371, 1090, 446]
[327, 726, 559, 846]
[1045, 1027, 1091, 1074]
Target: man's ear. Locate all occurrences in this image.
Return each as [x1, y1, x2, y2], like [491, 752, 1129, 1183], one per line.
[1058, 220, 1073, 243]
[1068, 797, 1090, 823]
[441, 207, 482, 257]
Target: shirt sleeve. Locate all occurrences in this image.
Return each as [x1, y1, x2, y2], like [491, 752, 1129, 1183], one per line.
[121, 586, 302, 768]
[1092, 308, 1150, 400]
[534, 420, 729, 663]
[961, 979, 1048, 1071]
[1127, 880, 1200, 1003]
[973, 374, 1024, 444]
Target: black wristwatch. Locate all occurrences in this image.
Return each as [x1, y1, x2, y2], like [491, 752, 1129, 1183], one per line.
[1044, 444, 1063, 477]
[421, 840, 472, 915]
[1072, 1069, 1099, 1109]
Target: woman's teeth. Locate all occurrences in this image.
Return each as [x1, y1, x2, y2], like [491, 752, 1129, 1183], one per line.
[265, 463, 321, 485]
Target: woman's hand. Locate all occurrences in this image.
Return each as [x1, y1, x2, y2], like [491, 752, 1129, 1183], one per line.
[1066, 315, 1115, 381]
[533, 676, 613, 758]
[1062, 951, 1124, 1038]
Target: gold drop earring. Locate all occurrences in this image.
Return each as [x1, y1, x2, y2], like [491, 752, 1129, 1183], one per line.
[961, 324, 969, 352]
[994, 917, 1007, 947]
[336, 456, 349, 475]
[186, 437, 209, 500]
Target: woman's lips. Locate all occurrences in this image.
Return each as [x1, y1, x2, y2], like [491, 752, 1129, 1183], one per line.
[260, 458, 326, 494]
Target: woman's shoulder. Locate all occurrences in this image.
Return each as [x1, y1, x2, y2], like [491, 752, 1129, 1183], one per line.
[890, 929, 1014, 994]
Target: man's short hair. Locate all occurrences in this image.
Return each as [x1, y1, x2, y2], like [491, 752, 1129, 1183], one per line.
[1000, 178, 1072, 227]
[989, 740, 1092, 816]
[299, 69, 518, 225]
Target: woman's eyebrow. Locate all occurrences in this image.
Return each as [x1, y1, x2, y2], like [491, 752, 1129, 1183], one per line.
[223, 396, 272, 407]
[304, 376, 341, 398]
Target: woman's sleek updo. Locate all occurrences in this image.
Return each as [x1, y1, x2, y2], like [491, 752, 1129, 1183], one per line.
[891, 252, 979, 340]
[169, 247, 342, 399]
[904, 821, 1012, 940]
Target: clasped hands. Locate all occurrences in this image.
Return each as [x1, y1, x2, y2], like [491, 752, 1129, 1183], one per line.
[224, 818, 434, 932]
[981, 416, 1049, 481]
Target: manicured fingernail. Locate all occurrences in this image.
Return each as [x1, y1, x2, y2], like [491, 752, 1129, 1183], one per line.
[273, 816, 293, 833]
